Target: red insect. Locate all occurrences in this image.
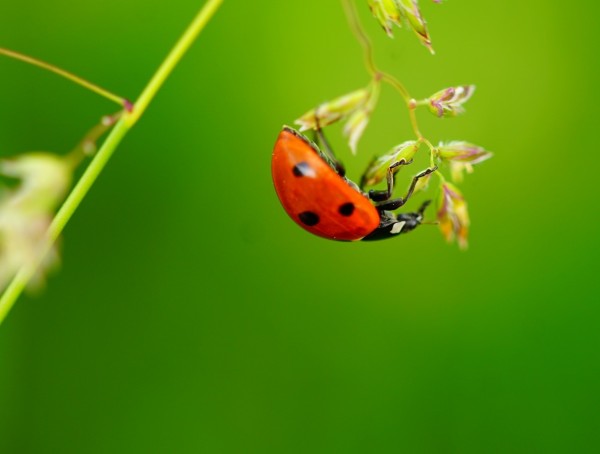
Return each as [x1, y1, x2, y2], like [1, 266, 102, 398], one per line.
[272, 127, 434, 241]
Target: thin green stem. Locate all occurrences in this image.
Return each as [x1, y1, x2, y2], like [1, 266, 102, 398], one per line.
[408, 107, 422, 138]
[418, 137, 438, 168]
[341, 0, 439, 175]
[341, 1, 414, 119]
[340, 0, 445, 218]
[342, 0, 378, 76]
[0, 121, 129, 323]
[378, 70, 411, 104]
[0, 0, 223, 326]
[67, 112, 123, 167]
[125, 0, 222, 125]
[0, 47, 131, 109]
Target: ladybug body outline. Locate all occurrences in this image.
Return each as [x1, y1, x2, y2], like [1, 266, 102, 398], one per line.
[272, 127, 433, 241]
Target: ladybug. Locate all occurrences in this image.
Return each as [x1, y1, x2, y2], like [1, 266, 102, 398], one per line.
[272, 126, 435, 241]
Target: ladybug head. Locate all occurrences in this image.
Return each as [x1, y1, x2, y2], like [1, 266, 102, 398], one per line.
[362, 200, 432, 241]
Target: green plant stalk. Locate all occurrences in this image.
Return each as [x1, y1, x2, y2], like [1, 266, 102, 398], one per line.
[0, 47, 130, 109]
[341, 0, 440, 175]
[0, 0, 224, 325]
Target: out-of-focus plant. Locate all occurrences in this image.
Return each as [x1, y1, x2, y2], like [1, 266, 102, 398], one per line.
[437, 141, 493, 183]
[0, 0, 223, 326]
[296, 0, 492, 250]
[0, 113, 119, 291]
[0, 153, 73, 291]
[437, 182, 470, 249]
[367, 0, 435, 53]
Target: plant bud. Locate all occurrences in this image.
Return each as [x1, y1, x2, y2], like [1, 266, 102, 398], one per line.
[0, 152, 73, 291]
[437, 141, 493, 182]
[437, 182, 470, 249]
[361, 141, 420, 187]
[343, 83, 380, 154]
[428, 85, 475, 118]
[397, 0, 434, 53]
[414, 172, 432, 192]
[295, 88, 370, 131]
[368, 0, 403, 38]
[343, 108, 371, 155]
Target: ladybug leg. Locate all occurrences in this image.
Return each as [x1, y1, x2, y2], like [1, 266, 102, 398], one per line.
[312, 112, 346, 177]
[418, 199, 432, 215]
[374, 166, 437, 211]
[366, 159, 412, 202]
[312, 128, 346, 177]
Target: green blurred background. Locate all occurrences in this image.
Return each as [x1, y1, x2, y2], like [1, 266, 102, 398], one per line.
[1, 0, 599, 452]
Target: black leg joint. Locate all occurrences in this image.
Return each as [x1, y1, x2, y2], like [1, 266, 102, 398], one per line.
[368, 189, 391, 202]
[376, 198, 405, 211]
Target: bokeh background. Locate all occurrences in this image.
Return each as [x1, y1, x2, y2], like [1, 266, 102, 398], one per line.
[1, 0, 599, 452]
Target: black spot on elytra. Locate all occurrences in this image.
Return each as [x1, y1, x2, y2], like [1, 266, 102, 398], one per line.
[292, 161, 313, 177]
[338, 202, 355, 216]
[299, 211, 320, 226]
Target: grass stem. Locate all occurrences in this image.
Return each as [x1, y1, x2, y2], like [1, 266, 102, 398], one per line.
[0, 47, 130, 109]
[0, 0, 224, 326]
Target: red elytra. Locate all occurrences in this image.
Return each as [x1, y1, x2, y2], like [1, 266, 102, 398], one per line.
[272, 127, 380, 241]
